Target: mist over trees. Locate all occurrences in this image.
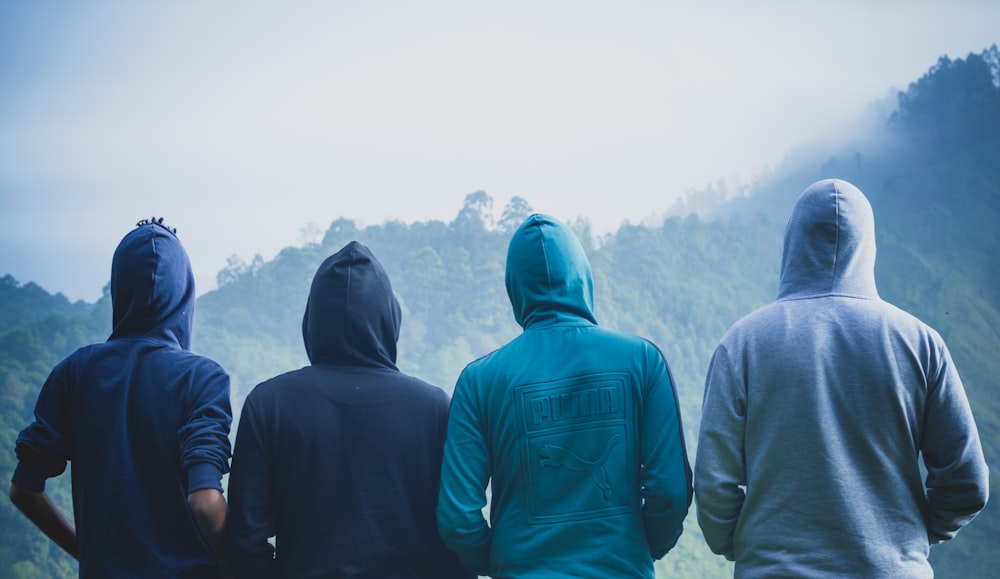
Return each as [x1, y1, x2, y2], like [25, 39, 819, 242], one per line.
[1, 45, 998, 578]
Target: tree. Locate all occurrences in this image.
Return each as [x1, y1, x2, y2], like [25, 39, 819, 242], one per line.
[498, 196, 533, 233]
[452, 191, 494, 231]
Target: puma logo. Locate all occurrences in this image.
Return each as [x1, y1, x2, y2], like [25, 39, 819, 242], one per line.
[538, 435, 621, 499]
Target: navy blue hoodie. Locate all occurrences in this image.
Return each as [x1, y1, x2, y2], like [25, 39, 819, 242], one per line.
[227, 241, 472, 579]
[13, 221, 232, 578]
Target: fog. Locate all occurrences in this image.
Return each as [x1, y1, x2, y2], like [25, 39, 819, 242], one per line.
[1, 0, 998, 302]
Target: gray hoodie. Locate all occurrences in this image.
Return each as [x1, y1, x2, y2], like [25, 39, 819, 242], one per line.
[694, 179, 988, 578]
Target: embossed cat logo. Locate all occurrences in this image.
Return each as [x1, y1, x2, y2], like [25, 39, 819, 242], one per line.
[538, 435, 621, 499]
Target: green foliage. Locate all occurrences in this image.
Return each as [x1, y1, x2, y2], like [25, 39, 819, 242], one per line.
[498, 196, 533, 233]
[0, 288, 107, 578]
[892, 44, 1000, 148]
[0, 275, 91, 334]
[591, 215, 782, 447]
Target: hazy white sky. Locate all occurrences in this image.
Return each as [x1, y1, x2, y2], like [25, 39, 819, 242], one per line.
[2, 1, 998, 302]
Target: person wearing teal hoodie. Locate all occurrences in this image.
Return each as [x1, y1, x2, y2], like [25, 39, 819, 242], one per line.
[695, 179, 989, 577]
[437, 214, 692, 578]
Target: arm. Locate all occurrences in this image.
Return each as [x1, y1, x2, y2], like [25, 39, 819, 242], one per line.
[433, 390, 479, 579]
[639, 345, 693, 558]
[177, 364, 233, 569]
[9, 483, 78, 559]
[436, 371, 492, 575]
[177, 364, 233, 494]
[694, 344, 747, 560]
[227, 394, 277, 578]
[188, 488, 227, 565]
[920, 344, 989, 543]
[12, 360, 76, 555]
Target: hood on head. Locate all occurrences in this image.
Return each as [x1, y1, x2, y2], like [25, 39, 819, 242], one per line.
[505, 214, 597, 329]
[302, 241, 401, 368]
[777, 179, 879, 300]
[110, 221, 196, 349]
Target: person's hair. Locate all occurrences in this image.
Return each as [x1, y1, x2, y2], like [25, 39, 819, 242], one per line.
[136, 216, 177, 235]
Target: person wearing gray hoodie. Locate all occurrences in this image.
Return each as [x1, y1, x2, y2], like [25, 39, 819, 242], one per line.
[694, 179, 988, 578]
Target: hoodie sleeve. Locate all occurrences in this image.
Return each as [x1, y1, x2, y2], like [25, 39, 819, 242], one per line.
[13, 359, 74, 492]
[694, 343, 747, 560]
[920, 342, 989, 543]
[437, 370, 492, 575]
[227, 393, 277, 578]
[639, 343, 693, 558]
[177, 360, 232, 493]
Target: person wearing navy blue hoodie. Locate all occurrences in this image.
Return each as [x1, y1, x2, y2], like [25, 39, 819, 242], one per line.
[227, 241, 472, 579]
[10, 218, 233, 578]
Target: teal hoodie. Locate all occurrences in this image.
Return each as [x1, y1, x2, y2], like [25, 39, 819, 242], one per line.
[437, 214, 692, 578]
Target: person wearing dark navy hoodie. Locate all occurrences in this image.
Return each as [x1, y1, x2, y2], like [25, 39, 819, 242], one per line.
[227, 241, 472, 579]
[10, 218, 233, 578]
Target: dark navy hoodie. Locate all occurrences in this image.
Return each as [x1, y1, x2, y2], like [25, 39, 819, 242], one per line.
[13, 221, 232, 578]
[227, 241, 472, 579]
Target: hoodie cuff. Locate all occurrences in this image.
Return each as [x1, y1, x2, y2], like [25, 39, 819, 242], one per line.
[12, 462, 47, 493]
[186, 462, 223, 493]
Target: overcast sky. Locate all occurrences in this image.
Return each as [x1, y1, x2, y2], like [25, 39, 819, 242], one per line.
[2, 1, 998, 302]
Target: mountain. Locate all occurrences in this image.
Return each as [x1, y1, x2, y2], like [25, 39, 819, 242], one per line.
[0, 275, 92, 335]
[704, 45, 1000, 575]
[0, 289, 108, 578]
[0, 45, 997, 578]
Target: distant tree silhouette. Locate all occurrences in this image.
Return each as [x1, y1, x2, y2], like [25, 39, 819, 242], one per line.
[498, 196, 533, 232]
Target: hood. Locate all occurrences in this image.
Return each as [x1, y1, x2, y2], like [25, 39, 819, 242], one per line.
[302, 241, 401, 368]
[777, 179, 879, 300]
[109, 221, 196, 349]
[505, 214, 597, 329]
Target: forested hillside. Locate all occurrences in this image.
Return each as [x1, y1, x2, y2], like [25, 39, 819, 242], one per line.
[0, 46, 996, 578]
[0, 287, 108, 578]
[0, 276, 91, 335]
[706, 45, 1000, 575]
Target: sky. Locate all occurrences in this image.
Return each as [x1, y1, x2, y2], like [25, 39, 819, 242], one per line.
[1, 1, 998, 302]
